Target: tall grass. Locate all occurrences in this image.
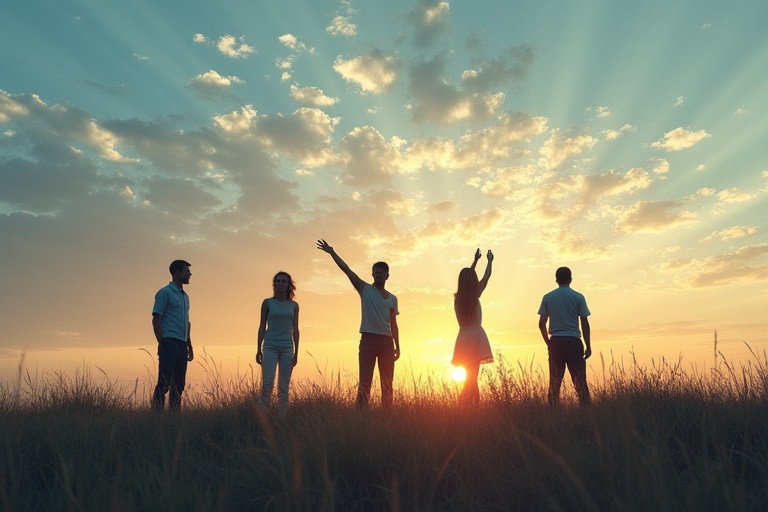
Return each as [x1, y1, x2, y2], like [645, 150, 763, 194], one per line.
[2, 347, 768, 511]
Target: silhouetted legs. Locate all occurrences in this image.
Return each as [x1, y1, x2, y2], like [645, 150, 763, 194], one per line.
[459, 361, 481, 405]
[548, 336, 590, 407]
[260, 346, 294, 417]
[358, 333, 395, 408]
[153, 338, 188, 411]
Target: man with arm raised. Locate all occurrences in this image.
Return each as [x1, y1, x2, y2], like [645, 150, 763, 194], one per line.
[317, 239, 400, 408]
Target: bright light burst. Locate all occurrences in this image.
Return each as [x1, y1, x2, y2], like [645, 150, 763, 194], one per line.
[452, 366, 467, 383]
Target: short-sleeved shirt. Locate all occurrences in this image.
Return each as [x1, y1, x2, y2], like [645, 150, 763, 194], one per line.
[538, 285, 590, 338]
[153, 282, 190, 342]
[263, 298, 297, 349]
[359, 283, 398, 337]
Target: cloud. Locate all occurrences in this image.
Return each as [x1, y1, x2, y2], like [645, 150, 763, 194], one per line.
[702, 226, 759, 242]
[213, 105, 340, 167]
[0, 90, 31, 122]
[279, 34, 313, 53]
[338, 126, 406, 185]
[674, 96, 684, 107]
[0, 151, 101, 212]
[660, 244, 768, 288]
[193, 33, 209, 44]
[649, 158, 670, 175]
[189, 70, 244, 94]
[538, 127, 598, 170]
[350, 207, 508, 263]
[408, 0, 450, 48]
[603, 124, 635, 141]
[651, 127, 710, 152]
[460, 45, 535, 92]
[614, 200, 697, 233]
[524, 168, 653, 221]
[334, 50, 399, 93]
[593, 106, 612, 118]
[401, 111, 547, 175]
[459, 112, 548, 162]
[216, 35, 255, 59]
[716, 188, 757, 204]
[1, 92, 134, 164]
[685, 188, 715, 201]
[476, 165, 541, 199]
[327, 15, 357, 36]
[427, 200, 457, 214]
[289, 85, 339, 107]
[530, 226, 613, 260]
[408, 54, 505, 124]
[143, 176, 222, 217]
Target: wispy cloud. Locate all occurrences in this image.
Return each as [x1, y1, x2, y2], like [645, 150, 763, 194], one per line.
[702, 226, 759, 242]
[651, 127, 710, 152]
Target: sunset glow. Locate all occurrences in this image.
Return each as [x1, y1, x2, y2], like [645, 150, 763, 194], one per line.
[451, 366, 467, 384]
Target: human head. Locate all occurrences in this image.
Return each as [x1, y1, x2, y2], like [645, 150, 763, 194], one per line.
[273, 271, 296, 300]
[555, 266, 572, 285]
[372, 261, 389, 274]
[455, 267, 480, 324]
[457, 267, 479, 296]
[372, 261, 389, 285]
[169, 259, 191, 285]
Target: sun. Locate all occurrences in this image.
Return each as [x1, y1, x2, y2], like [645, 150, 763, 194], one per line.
[452, 366, 467, 383]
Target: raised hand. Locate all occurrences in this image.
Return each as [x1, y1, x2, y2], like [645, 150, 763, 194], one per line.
[316, 239, 332, 253]
[487, 249, 494, 262]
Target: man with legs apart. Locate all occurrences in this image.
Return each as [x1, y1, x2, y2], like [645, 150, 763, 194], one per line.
[316, 239, 400, 408]
[538, 267, 591, 407]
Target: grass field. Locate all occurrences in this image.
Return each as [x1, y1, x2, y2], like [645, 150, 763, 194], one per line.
[1, 349, 768, 511]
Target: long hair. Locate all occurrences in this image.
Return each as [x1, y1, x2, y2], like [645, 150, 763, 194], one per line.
[273, 271, 296, 300]
[454, 267, 480, 325]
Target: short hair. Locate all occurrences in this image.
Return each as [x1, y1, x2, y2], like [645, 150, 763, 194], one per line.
[372, 261, 389, 274]
[169, 259, 191, 276]
[555, 266, 572, 284]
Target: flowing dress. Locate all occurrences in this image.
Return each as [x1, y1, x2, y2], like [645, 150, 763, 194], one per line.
[451, 301, 494, 366]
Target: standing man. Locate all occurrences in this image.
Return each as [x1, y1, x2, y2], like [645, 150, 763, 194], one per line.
[538, 267, 591, 407]
[316, 239, 400, 408]
[152, 259, 195, 411]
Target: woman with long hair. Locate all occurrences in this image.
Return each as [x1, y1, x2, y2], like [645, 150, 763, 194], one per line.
[256, 271, 300, 417]
[452, 248, 494, 405]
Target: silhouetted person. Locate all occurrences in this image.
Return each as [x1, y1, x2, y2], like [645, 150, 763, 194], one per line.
[538, 267, 591, 407]
[316, 239, 400, 408]
[256, 271, 300, 418]
[152, 260, 194, 411]
[452, 248, 494, 405]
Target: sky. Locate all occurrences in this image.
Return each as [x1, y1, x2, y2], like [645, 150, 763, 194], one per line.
[2, 0, 768, 391]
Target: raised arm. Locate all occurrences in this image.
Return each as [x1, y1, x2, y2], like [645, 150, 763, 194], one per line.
[470, 248, 481, 271]
[478, 249, 494, 296]
[316, 239, 364, 291]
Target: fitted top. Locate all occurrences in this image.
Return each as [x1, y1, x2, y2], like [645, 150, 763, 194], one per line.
[263, 298, 297, 348]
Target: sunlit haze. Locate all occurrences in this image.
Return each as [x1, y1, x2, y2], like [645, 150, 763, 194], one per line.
[1, 1, 767, 391]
